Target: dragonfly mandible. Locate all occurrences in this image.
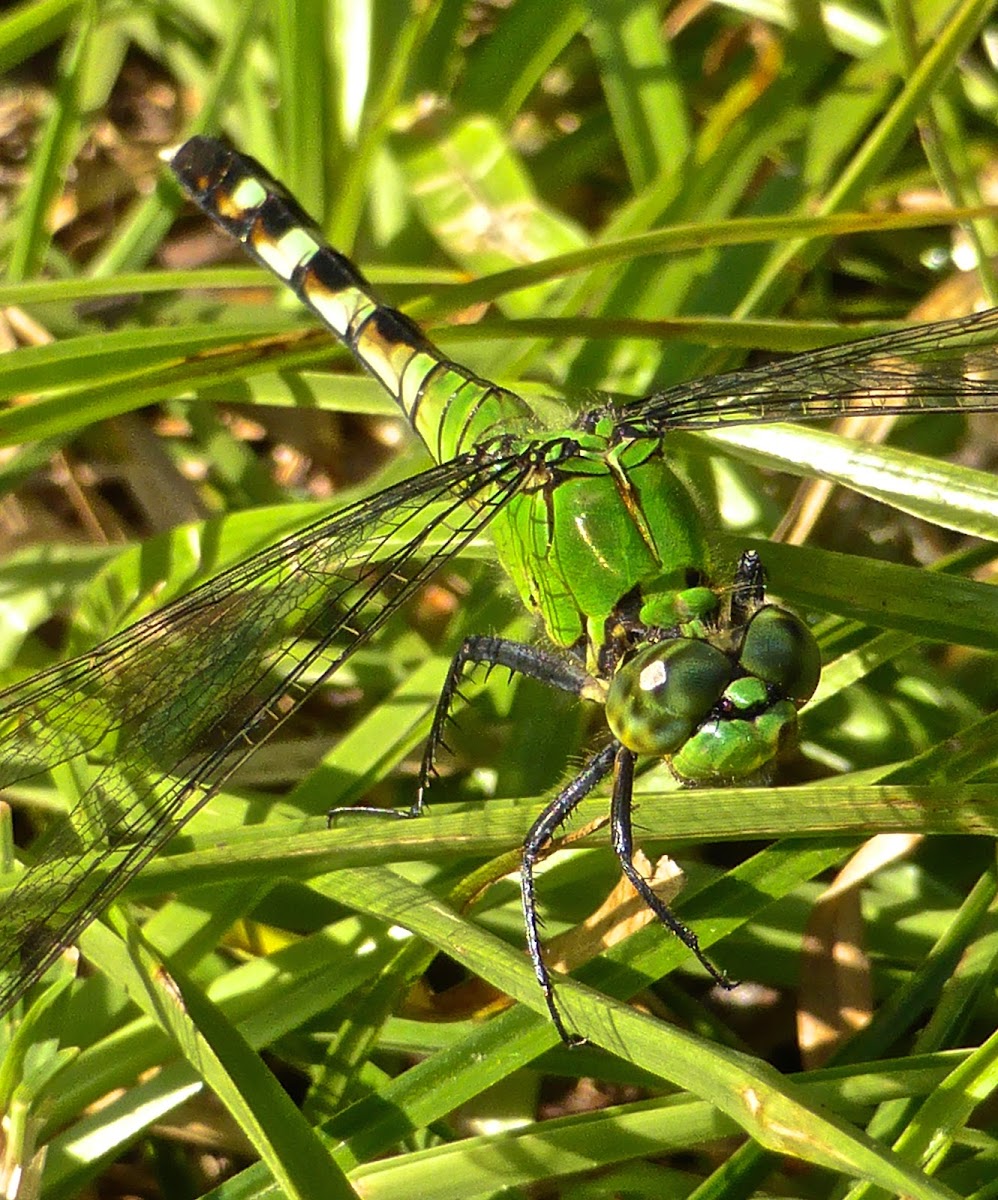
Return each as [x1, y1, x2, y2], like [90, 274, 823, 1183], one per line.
[1, 135, 997, 1039]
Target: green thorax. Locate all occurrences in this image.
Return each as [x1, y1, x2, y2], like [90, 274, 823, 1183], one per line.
[489, 423, 713, 659]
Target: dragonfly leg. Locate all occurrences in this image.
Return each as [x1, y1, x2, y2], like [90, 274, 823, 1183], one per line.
[609, 745, 732, 989]
[328, 637, 592, 827]
[521, 740, 617, 1044]
[729, 549, 766, 629]
[416, 635, 595, 816]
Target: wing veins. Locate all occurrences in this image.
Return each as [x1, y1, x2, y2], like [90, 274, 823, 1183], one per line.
[0, 451, 529, 1013]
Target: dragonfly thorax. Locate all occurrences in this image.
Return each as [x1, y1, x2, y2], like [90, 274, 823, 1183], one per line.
[484, 422, 821, 782]
[489, 430, 714, 650]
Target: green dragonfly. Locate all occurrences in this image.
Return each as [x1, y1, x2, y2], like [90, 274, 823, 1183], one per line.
[0, 135, 996, 1040]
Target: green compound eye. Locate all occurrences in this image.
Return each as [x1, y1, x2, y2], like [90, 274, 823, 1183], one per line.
[605, 639, 733, 757]
[738, 606, 821, 704]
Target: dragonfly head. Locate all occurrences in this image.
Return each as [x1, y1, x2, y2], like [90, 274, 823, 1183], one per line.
[604, 605, 820, 783]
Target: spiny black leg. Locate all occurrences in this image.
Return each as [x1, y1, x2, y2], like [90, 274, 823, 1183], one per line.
[416, 635, 594, 816]
[328, 635, 592, 826]
[327, 799, 414, 824]
[520, 740, 617, 1044]
[609, 745, 731, 989]
[729, 549, 766, 629]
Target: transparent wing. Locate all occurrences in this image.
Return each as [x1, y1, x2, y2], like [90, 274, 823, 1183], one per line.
[623, 307, 998, 430]
[0, 449, 530, 1015]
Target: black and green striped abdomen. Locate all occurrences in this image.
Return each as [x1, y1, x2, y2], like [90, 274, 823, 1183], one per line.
[171, 137, 534, 463]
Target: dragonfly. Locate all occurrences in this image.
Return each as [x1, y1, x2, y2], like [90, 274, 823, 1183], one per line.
[1, 135, 996, 1041]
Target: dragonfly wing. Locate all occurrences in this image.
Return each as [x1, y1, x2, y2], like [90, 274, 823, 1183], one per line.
[624, 307, 998, 430]
[0, 449, 529, 1016]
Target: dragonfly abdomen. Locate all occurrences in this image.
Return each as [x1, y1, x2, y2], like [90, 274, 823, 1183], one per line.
[170, 137, 534, 462]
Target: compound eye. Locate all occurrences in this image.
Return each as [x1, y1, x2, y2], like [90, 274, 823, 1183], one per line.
[606, 639, 733, 757]
[738, 606, 821, 704]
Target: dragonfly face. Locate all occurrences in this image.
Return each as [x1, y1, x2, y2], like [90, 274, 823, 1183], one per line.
[0, 135, 995, 1043]
[605, 599, 821, 781]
